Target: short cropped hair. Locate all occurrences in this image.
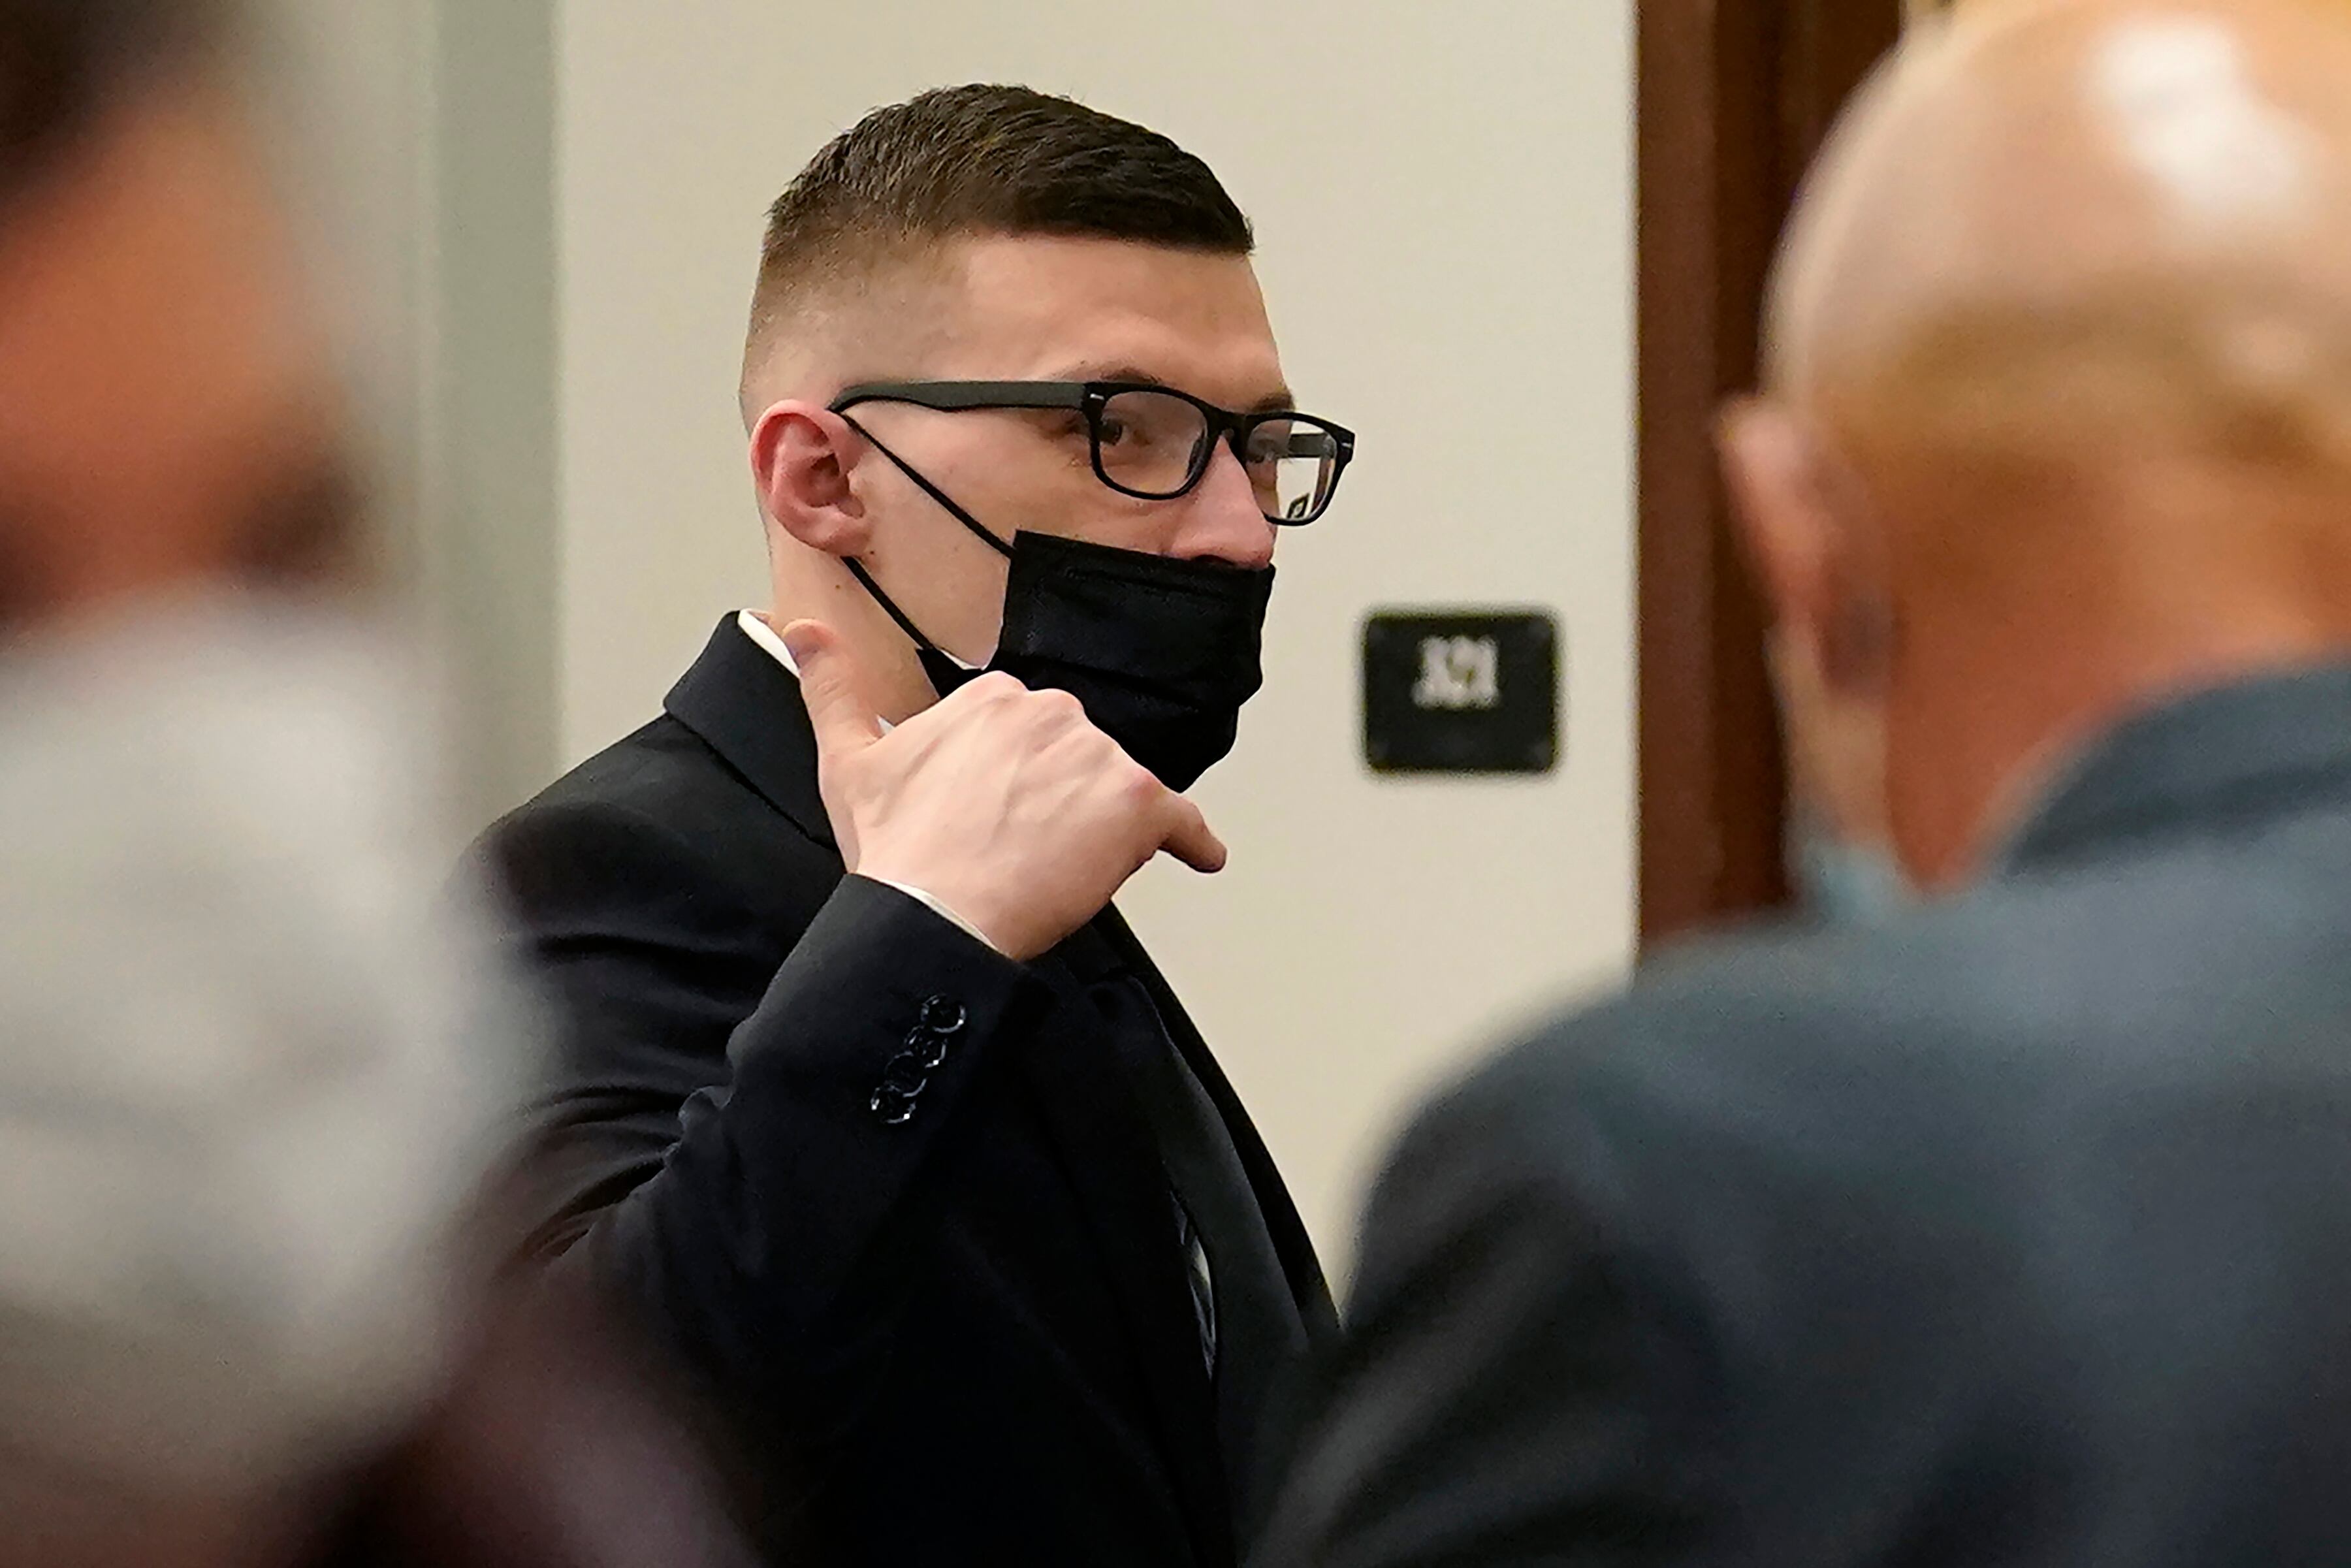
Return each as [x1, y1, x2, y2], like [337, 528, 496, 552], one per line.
[741, 84, 1253, 400]
[0, 0, 220, 205]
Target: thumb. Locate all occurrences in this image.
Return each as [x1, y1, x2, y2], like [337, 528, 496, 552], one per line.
[780, 619, 883, 758]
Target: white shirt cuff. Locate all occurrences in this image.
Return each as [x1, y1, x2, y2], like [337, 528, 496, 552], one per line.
[856, 874, 1002, 954]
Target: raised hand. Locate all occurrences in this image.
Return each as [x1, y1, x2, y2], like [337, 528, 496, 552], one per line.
[784, 620, 1226, 961]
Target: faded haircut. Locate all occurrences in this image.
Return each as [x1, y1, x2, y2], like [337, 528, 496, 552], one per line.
[741, 84, 1252, 411]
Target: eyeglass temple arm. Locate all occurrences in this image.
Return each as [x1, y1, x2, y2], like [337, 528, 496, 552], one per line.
[832, 381, 1089, 413]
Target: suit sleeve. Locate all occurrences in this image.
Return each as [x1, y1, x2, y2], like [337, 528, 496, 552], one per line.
[479, 797, 1046, 1405]
[1250, 1061, 1712, 1568]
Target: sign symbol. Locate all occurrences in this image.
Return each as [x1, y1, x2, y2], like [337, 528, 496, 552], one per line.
[1363, 609, 1558, 776]
[1413, 635, 1501, 711]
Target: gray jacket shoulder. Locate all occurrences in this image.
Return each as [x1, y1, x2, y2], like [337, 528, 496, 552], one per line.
[1397, 839, 2351, 1257]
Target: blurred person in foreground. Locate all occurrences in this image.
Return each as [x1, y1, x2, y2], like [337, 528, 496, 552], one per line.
[0, 3, 751, 1564]
[1258, 0, 2351, 1562]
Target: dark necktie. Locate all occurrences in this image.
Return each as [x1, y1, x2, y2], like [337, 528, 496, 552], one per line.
[1085, 968, 1311, 1531]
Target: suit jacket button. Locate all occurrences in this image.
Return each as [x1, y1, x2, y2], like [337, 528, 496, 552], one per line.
[905, 1027, 951, 1071]
[876, 1055, 929, 1098]
[920, 995, 967, 1036]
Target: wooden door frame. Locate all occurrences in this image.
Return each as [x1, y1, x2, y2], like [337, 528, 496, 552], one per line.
[1635, 0, 1906, 951]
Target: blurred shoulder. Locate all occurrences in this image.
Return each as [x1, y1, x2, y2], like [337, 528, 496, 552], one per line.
[1394, 877, 2164, 1185]
[1403, 840, 2351, 1197]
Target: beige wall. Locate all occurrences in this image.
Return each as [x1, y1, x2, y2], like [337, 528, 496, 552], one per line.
[556, 0, 1637, 1272]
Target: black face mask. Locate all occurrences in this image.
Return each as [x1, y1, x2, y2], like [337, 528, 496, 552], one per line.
[842, 430, 1275, 791]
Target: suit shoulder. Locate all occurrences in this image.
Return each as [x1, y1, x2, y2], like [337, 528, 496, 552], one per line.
[1407, 923, 1834, 1129]
[1409, 857, 2338, 1187]
[1354, 922, 1991, 1292]
[501, 714, 735, 825]
[473, 715, 831, 918]
[1428, 904, 2043, 1132]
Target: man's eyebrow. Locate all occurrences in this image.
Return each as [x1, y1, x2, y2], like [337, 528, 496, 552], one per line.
[1048, 362, 1298, 413]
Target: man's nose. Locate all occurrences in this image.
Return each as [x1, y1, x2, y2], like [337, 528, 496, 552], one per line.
[1171, 442, 1276, 569]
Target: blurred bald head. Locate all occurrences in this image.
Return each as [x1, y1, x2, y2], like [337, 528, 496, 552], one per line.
[1781, 0, 2351, 462]
[1723, 0, 2351, 888]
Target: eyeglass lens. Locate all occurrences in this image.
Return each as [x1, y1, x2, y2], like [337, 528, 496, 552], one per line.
[1095, 388, 1343, 522]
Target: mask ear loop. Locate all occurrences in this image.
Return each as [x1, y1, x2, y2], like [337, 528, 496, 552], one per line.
[839, 415, 1016, 559]
[840, 556, 944, 653]
[830, 415, 1014, 668]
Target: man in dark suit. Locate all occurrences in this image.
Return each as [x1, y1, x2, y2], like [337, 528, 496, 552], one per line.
[480, 86, 1349, 1567]
[1256, 2, 2351, 1563]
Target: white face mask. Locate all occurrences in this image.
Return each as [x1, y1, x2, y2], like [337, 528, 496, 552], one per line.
[0, 594, 533, 1497]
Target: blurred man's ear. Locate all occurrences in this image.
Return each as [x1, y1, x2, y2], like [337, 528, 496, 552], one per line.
[1718, 397, 1836, 637]
[1721, 398, 1897, 703]
[1727, 398, 1902, 866]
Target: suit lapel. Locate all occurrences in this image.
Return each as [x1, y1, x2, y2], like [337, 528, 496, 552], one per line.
[662, 616, 835, 849]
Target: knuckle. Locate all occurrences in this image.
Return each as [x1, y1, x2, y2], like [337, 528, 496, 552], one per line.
[1119, 763, 1164, 803]
[1034, 688, 1087, 723]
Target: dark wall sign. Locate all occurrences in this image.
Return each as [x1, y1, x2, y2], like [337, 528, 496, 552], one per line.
[1363, 609, 1560, 776]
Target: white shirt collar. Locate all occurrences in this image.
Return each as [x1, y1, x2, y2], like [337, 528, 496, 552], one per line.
[739, 609, 982, 684]
[737, 609, 799, 676]
[741, 609, 906, 733]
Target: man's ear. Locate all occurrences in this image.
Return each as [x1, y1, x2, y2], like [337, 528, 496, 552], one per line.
[748, 402, 872, 558]
[1721, 398, 1895, 701]
[1718, 396, 1835, 635]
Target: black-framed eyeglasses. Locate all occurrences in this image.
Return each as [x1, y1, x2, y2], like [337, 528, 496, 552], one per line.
[830, 379, 1356, 526]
